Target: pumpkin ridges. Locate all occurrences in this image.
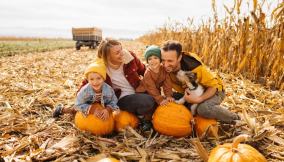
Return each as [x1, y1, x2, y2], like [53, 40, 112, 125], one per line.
[74, 111, 87, 130]
[86, 157, 119, 162]
[233, 154, 244, 162]
[153, 119, 191, 137]
[154, 113, 185, 123]
[194, 115, 218, 139]
[237, 145, 267, 161]
[208, 134, 267, 162]
[222, 152, 234, 161]
[96, 158, 120, 162]
[233, 147, 253, 161]
[152, 102, 193, 137]
[75, 111, 114, 135]
[153, 112, 190, 125]
[209, 147, 231, 162]
[74, 103, 114, 135]
[153, 118, 191, 130]
[113, 111, 139, 132]
[155, 103, 192, 121]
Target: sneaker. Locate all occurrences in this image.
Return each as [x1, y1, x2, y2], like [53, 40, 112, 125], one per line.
[53, 104, 63, 118]
[235, 114, 241, 120]
[231, 114, 241, 124]
[139, 119, 152, 132]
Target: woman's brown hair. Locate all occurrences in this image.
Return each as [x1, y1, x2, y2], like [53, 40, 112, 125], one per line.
[97, 38, 121, 65]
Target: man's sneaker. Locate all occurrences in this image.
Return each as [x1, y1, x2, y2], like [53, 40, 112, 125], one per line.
[53, 104, 63, 118]
[139, 119, 152, 132]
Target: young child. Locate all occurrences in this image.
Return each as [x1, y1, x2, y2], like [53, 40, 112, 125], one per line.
[53, 59, 119, 120]
[136, 45, 174, 106]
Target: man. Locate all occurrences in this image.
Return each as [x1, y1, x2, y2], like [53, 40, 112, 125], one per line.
[161, 40, 239, 123]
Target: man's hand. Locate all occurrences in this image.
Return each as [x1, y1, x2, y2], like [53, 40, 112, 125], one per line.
[184, 90, 202, 104]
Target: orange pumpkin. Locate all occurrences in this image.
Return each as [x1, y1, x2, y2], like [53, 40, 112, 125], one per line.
[96, 158, 120, 162]
[86, 154, 119, 162]
[74, 103, 114, 135]
[86, 157, 119, 162]
[194, 115, 218, 139]
[152, 102, 193, 137]
[113, 111, 139, 132]
[208, 134, 267, 162]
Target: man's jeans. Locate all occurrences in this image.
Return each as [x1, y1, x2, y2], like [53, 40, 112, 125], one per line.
[173, 91, 239, 123]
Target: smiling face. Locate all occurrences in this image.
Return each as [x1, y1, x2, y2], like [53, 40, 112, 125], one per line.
[147, 55, 161, 71]
[87, 72, 104, 92]
[161, 50, 182, 73]
[108, 44, 123, 65]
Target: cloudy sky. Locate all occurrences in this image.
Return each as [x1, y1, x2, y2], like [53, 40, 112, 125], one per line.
[0, 0, 279, 39]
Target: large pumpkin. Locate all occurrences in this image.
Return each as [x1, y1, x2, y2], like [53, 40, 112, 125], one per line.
[96, 158, 120, 162]
[86, 157, 119, 162]
[194, 115, 218, 139]
[74, 103, 114, 135]
[152, 102, 193, 137]
[208, 134, 267, 162]
[113, 111, 139, 132]
[85, 154, 120, 162]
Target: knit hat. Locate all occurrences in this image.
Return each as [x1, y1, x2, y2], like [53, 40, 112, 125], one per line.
[84, 59, 106, 80]
[144, 45, 161, 62]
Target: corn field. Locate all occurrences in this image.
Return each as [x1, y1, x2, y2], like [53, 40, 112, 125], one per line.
[138, 0, 284, 90]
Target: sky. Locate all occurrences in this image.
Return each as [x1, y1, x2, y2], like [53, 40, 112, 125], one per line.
[0, 0, 279, 39]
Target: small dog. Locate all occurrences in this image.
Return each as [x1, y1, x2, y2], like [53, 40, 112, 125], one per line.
[175, 70, 204, 116]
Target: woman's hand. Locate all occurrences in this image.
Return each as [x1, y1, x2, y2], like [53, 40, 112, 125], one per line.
[160, 99, 169, 106]
[166, 97, 175, 102]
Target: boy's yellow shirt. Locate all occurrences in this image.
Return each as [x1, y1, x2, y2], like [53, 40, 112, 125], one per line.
[170, 52, 224, 94]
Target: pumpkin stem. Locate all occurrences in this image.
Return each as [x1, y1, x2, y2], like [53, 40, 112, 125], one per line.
[232, 134, 250, 149]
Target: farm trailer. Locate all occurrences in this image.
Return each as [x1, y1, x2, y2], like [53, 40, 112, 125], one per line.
[72, 27, 102, 50]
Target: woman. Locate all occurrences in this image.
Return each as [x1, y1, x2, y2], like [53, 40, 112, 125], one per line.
[79, 39, 156, 131]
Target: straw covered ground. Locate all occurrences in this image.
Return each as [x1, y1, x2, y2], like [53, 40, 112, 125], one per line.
[0, 41, 283, 161]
